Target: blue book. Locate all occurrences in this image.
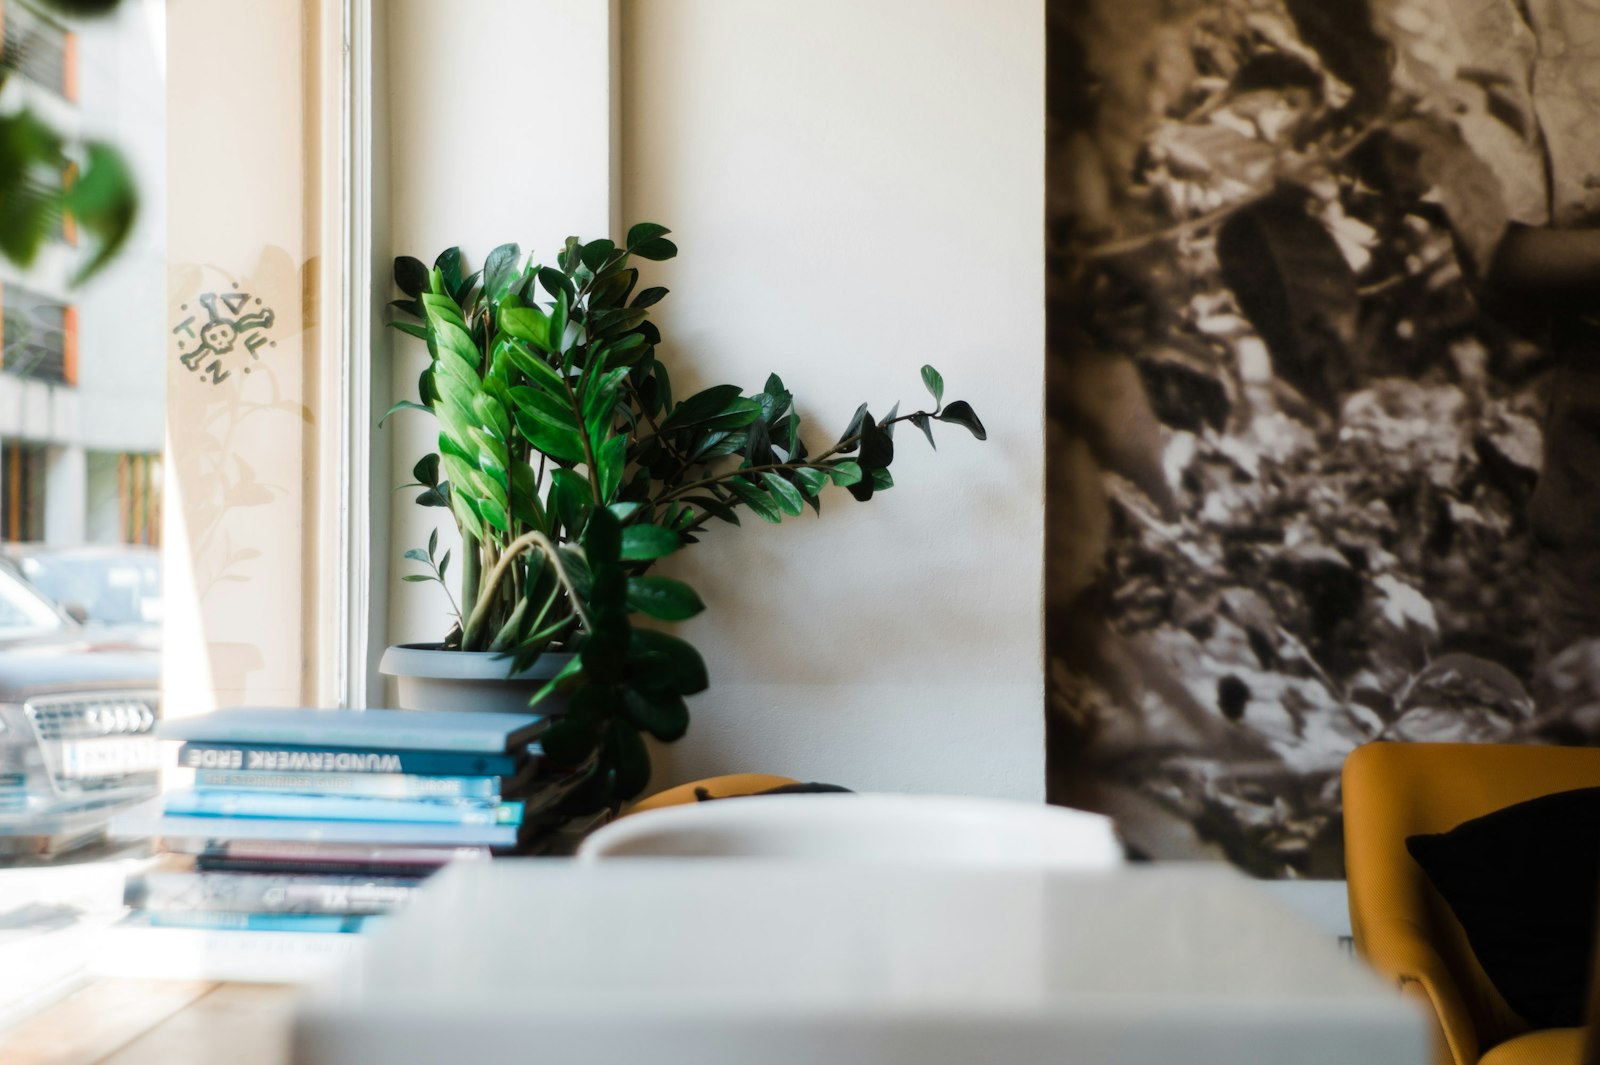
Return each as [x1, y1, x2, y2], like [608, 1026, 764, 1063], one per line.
[144, 911, 379, 934]
[193, 768, 502, 800]
[110, 800, 520, 847]
[165, 789, 524, 826]
[177, 743, 528, 777]
[159, 707, 546, 754]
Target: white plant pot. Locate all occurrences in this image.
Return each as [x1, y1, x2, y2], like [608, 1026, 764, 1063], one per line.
[378, 644, 574, 716]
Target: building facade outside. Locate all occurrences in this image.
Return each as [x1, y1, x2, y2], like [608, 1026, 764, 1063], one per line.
[0, 0, 164, 547]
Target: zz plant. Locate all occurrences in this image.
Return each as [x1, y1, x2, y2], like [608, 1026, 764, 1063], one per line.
[387, 224, 985, 809]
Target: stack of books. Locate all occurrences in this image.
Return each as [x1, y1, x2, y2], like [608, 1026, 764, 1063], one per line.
[105, 707, 577, 973]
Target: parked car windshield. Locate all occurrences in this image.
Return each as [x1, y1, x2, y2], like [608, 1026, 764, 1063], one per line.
[0, 567, 69, 635]
[12, 551, 161, 627]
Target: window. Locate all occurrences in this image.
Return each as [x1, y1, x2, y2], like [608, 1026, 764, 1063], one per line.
[0, 439, 46, 542]
[0, 284, 73, 385]
[86, 450, 159, 546]
[0, 1, 75, 101]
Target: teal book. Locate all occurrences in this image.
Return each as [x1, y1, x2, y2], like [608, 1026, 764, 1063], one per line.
[144, 911, 380, 934]
[178, 742, 532, 777]
[159, 707, 546, 754]
[193, 768, 502, 800]
[165, 789, 524, 826]
[110, 800, 520, 847]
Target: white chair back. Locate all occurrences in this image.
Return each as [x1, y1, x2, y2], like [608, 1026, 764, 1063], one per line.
[577, 793, 1124, 868]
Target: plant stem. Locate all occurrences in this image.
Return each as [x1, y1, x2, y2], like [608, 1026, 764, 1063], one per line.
[656, 411, 923, 504]
[463, 530, 592, 642]
[461, 532, 481, 625]
[560, 373, 605, 507]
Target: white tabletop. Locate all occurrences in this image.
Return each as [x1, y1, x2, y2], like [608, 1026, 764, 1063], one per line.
[292, 862, 1426, 1065]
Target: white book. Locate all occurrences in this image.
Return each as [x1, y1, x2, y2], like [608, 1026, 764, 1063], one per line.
[94, 916, 367, 983]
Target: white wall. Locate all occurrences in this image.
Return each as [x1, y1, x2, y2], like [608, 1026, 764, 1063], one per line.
[383, 0, 618, 651]
[620, 0, 1044, 798]
[383, 0, 1045, 799]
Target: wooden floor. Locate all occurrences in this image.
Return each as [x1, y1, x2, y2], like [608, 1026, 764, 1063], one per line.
[0, 981, 297, 1065]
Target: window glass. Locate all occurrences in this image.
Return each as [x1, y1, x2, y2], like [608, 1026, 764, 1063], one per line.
[0, 0, 166, 863]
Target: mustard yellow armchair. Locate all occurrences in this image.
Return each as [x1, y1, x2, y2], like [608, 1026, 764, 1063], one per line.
[1344, 742, 1600, 1065]
[623, 773, 801, 816]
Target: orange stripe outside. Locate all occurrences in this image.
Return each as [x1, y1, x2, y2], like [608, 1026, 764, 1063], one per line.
[117, 453, 128, 543]
[149, 457, 161, 547]
[62, 305, 76, 385]
[62, 32, 77, 103]
[131, 454, 146, 545]
[8, 446, 20, 542]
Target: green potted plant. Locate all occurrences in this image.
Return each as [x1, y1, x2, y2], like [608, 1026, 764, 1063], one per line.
[379, 224, 986, 809]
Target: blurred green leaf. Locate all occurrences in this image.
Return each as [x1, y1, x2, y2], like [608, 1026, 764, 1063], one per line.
[935, 400, 987, 440]
[619, 524, 681, 561]
[626, 576, 705, 620]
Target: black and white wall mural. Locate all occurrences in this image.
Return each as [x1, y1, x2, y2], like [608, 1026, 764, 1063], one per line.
[1045, 0, 1600, 876]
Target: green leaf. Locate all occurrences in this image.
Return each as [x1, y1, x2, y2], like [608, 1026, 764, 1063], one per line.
[760, 472, 805, 516]
[513, 412, 587, 464]
[631, 286, 668, 309]
[584, 505, 623, 567]
[836, 403, 870, 453]
[509, 462, 544, 529]
[631, 237, 678, 261]
[626, 222, 671, 249]
[620, 523, 681, 561]
[390, 321, 428, 340]
[683, 495, 741, 526]
[827, 461, 863, 486]
[580, 239, 617, 274]
[487, 595, 530, 653]
[589, 307, 650, 337]
[434, 247, 463, 294]
[858, 421, 894, 473]
[872, 468, 894, 490]
[538, 266, 573, 304]
[46, 140, 133, 283]
[726, 478, 782, 523]
[690, 430, 748, 462]
[595, 435, 627, 504]
[428, 527, 439, 557]
[403, 547, 429, 562]
[401, 574, 433, 583]
[499, 305, 552, 352]
[477, 495, 511, 533]
[540, 717, 600, 766]
[935, 400, 987, 440]
[510, 385, 580, 432]
[880, 402, 900, 439]
[549, 288, 571, 355]
[698, 399, 763, 432]
[498, 337, 566, 395]
[484, 243, 522, 299]
[920, 364, 944, 406]
[628, 629, 708, 694]
[394, 256, 429, 296]
[379, 400, 431, 426]
[608, 721, 652, 799]
[624, 688, 689, 742]
[550, 469, 593, 536]
[660, 384, 745, 431]
[793, 467, 829, 496]
[626, 576, 705, 620]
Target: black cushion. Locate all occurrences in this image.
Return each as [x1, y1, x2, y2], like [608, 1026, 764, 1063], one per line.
[1406, 786, 1600, 1029]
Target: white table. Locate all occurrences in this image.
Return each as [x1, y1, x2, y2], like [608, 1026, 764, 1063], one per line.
[291, 862, 1427, 1065]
